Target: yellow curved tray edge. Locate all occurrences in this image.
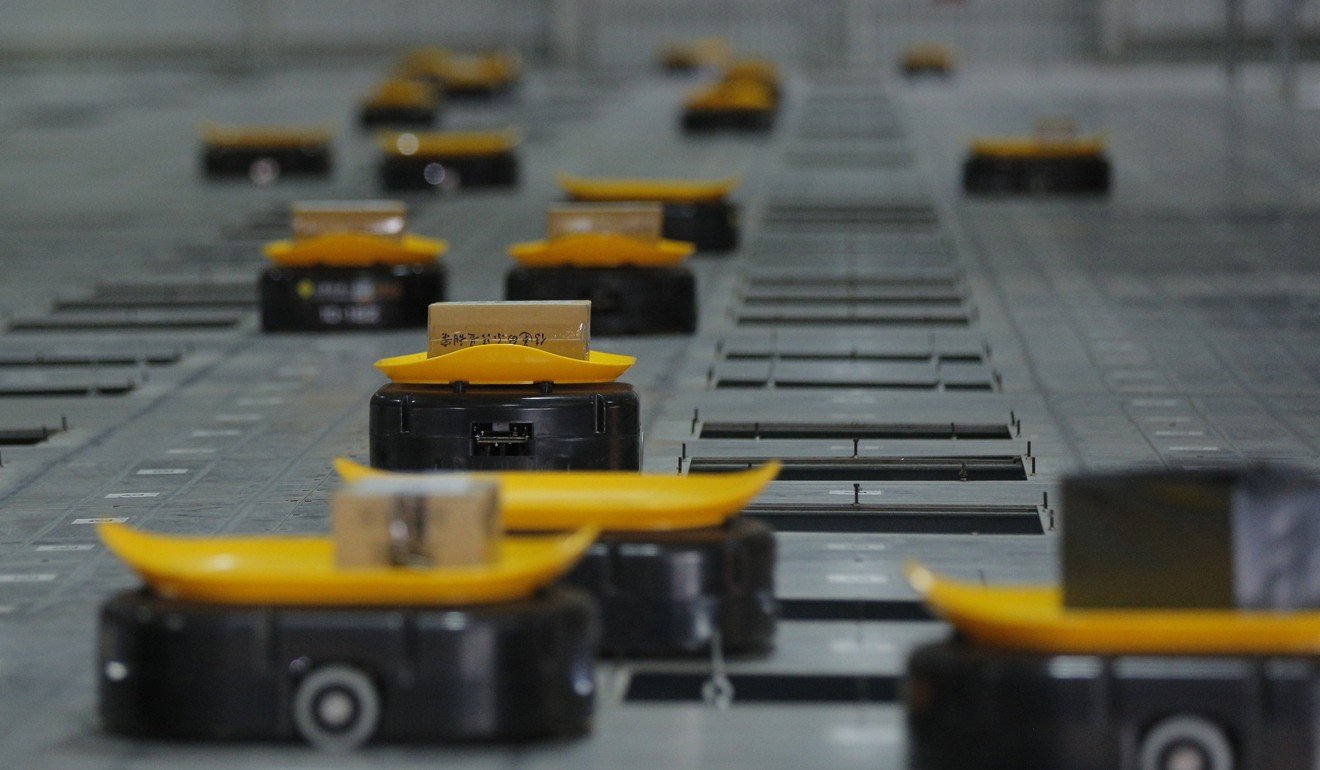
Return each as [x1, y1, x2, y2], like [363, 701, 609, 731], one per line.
[332, 458, 781, 532]
[686, 82, 775, 111]
[367, 80, 439, 107]
[100, 521, 597, 606]
[557, 174, 740, 204]
[374, 346, 635, 385]
[687, 95, 774, 112]
[200, 123, 335, 147]
[906, 562, 1320, 656]
[263, 233, 447, 267]
[508, 233, 693, 267]
[378, 129, 521, 157]
[968, 136, 1107, 159]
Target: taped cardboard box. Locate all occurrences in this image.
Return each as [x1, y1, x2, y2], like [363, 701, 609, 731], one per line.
[1062, 467, 1320, 610]
[293, 200, 407, 240]
[427, 300, 590, 359]
[546, 203, 663, 241]
[333, 476, 500, 568]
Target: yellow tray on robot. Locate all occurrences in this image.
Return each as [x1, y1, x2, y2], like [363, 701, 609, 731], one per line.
[722, 59, 782, 95]
[375, 344, 634, 385]
[378, 130, 520, 191]
[100, 521, 595, 607]
[909, 562, 1320, 656]
[359, 79, 442, 128]
[396, 49, 519, 96]
[682, 78, 778, 133]
[963, 135, 1111, 195]
[395, 47, 452, 85]
[901, 43, 956, 77]
[440, 53, 521, 96]
[656, 36, 731, 72]
[334, 460, 784, 656]
[265, 232, 445, 269]
[334, 458, 778, 532]
[259, 204, 447, 332]
[200, 124, 333, 181]
[559, 174, 740, 252]
[509, 232, 692, 269]
[506, 233, 698, 335]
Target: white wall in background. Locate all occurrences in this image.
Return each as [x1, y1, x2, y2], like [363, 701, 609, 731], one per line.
[1129, 0, 1318, 34]
[588, 0, 1097, 66]
[0, 0, 1099, 64]
[0, 0, 547, 56]
[1102, 0, 1320, 50]
[0, 1, 248, 50]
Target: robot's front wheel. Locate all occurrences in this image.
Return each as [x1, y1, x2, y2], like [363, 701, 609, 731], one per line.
[291, 664, 382, 751]
[1139, 714, 1235, 770]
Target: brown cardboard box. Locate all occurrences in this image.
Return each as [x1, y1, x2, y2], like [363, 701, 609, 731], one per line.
[546, 203, 663, 241]
[333, 477, 501, 569]
[293, 200, 407, 240]
[427, 300, 590, 359]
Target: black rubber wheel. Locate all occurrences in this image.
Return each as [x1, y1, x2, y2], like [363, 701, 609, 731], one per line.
[1139, 715, 1235, 770]
[291, 664, 382, 752]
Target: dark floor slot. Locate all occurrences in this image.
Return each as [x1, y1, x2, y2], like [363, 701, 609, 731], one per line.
[784, 151, 911, 168]
[762, 203, 939, 230]
[943, 382, 996, 391]
[93, 282, 252, 298]
[0, 426, 63, 445]
[723, 352, 982, 365]
[700, 422, 1012, 440]
[735, 313, 970, 327]
[689, 456, 1027, 481]
[7, 315, 241, 331]
[0, 350, 181, 366]
[84, 283, 254, 305]
[761, 219, 938, 233]
[624, 672, 899, 704]
[54, 297, 252, 311]
[0, 383, 132, 398]
[170, 244, 256, 264]
[715, 380, 992, 391]
[0, 382, 134, 397]
[777, 599, 935, 622]
[16, 103, 108, 130]
[793, 127, 904, 141]
[764, 203, 936, 218]
[741, 294, 964, 306]
[748, 503, 1043, 534]
[724, 352, 932, 362]
[777, 380, 991, 391]
[745, 276, 960, 289]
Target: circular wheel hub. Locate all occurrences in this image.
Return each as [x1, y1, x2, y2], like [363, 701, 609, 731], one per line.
[314, 687, 360, 731]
